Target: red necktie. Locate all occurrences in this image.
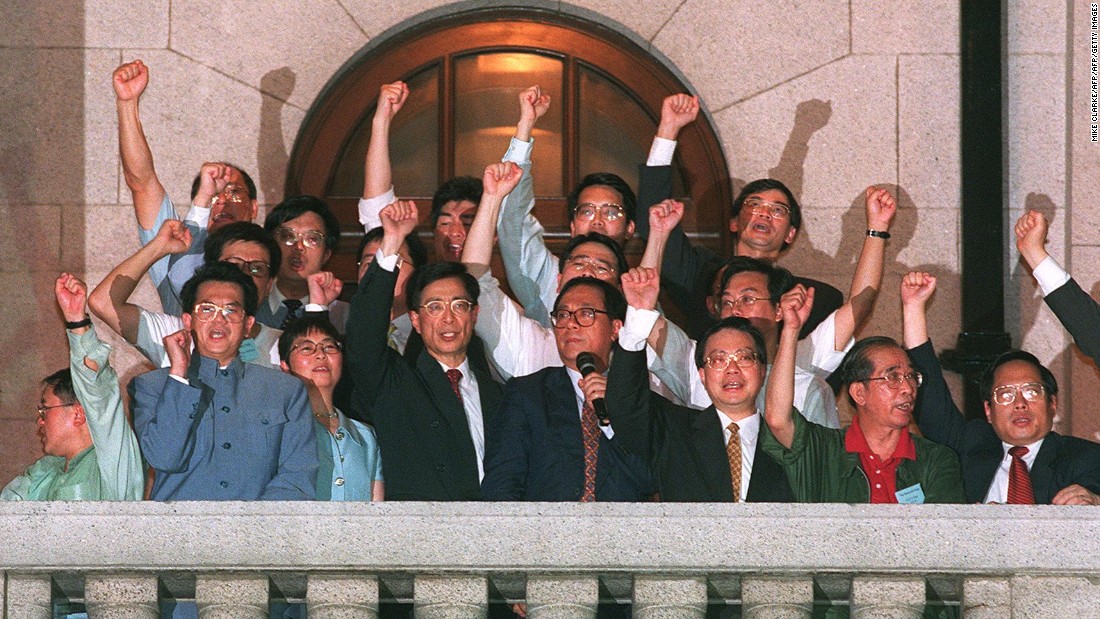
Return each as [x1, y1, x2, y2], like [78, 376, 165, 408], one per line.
[1006, 445, 1035, 504]
[446, 368, 464, 405]
[581, 401, 599, 502]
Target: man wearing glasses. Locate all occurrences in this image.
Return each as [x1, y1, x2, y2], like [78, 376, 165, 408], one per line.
[2, 274, 144, 501]
[759, 284, 964, 504]
[130, 262, 317, 500]
[346, 201, 501, 500]
[481, 276, 655, 501]
[902, 271, 1100, 504]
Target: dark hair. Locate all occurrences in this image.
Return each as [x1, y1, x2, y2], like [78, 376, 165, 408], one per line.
[42, 368, 76, 405]
[430, 176, 482, 227]
[558, 232, 630, 277]
[181, 261, 260, 317]
[836, 336, 907, 406]
[407, 261, 480, 311]
[203, 222, 281, 276]
[718, 256, 796, 303]
[264, 195, 341, 249]
[979, 350, 1058, 402]
[190, 163, 257, 201]
[277, 314, 342, 363]
[554, 277, 627, 323]
[566, 173, 637, 226]
[694, 316, 768, 369]
[357, 226, 429, 269]
[731, 179, 802, 250]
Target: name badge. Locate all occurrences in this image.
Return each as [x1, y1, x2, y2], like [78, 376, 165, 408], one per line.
[895, 483, 926, 504]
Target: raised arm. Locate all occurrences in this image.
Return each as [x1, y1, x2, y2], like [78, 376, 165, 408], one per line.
[1015, 209, 1051, 270]
[831, 186, 896, 350]
[635, 94, 699, 238]
[88, 219, 191, 343]
[901, 271, 935, 349]
[359, 81, 408, 231]
[114, 60, 166, 232]
[765, 287, 810, 449]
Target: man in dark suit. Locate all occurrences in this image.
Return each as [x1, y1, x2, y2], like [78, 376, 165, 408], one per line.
[903, 271, 1100, 504]
[346, 200, 501, 501]
[606, 267, 793, 502]
[480, 277, 655, 501]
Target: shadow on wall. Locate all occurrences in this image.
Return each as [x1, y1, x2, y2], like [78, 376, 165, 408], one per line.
[258, 67, 297, 206]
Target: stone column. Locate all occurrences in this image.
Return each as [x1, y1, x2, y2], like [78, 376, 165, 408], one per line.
[5, 574, 52, 619]
[306, 574, 379, 619]
[526, 575, 599, 619]
[631, 576, 707, 619]
[84, 573, 160, 619]
[413, 575, 488, 619]
[1010, 575, 1100, 618]
[850, 576, 925, 619]
[195, 573, 269, 619]
[961, 577, 1010, 619]
[742, 576, 814, 619]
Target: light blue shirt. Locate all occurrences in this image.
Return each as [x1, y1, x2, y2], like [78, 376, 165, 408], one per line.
[315, 410, 383, 501]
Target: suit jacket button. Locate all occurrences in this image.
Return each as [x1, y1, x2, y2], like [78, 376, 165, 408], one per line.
[220, 481, 229, 488]
[436, 464, 446, 472]
[431, 421, 440, 429]
[334, 477, 345, 486]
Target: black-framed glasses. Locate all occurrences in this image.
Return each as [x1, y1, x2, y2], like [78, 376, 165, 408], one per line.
[224, 257, 271, 278]
[863, 370, 923, 389]
[37, 402, 75, 420]
[574, 203, 625, 221]
[550, 307, 609, 328]
[290, 339, 343, 357]
[275, 228, 326, 249]
[745, 197, 791, 219]
[192, 302, 246, 323]
[992, 382, 1046, 405]
[419, 299, 476, 317]
[704, 349, 760, 371]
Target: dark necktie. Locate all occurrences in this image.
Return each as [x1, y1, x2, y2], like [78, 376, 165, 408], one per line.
[580, 401, 599, 502]
[280, 299, 303, 330]
[446, 368, 464, 405]
[726, 422, 742, 502]
[1007, 445, 1035, 504]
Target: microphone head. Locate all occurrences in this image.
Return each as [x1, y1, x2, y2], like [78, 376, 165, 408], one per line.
[575, 352, 598, 376]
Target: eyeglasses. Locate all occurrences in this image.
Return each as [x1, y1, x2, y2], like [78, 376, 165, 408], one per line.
[419, 299, 476, 317]
[574, 203, 625, 221]
[720, 295, 769, 313]
[275, 228, 327, 249]
[704, 349, 760, 371]
[863, 370, 923, 389]
[37, 402, 75, 420]
[550, 307, 609, 328]
[291, 339, 343, 357]
[212, 184, 248, 207]
[745, 198, 791, 219]
[192, 302, 246, 323]
[563, 256, 617, 278]
[224, 257, 271, 278]
[992, 382, 1046, 405]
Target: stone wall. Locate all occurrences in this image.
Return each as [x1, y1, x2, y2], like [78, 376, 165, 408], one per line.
[6, 0, 1088, 484]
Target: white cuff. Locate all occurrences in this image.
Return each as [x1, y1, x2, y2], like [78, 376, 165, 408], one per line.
[646, 137, 677, 166]
[619, 307, 660, 351]
[304, 303, 327, 313]
[185, 204, 211, 226]
[503, 136, 533, 164]
[169, 374, 189, 385]
[375, 248, 400, 272]
[1033, 255, 1071, 297]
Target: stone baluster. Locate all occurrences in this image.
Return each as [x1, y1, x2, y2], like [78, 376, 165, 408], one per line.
[195, 573, 269, 619]
[84, 573, 159, 619]
[5, 574, 52, 619]
[742, 576, 814, 619]
[632, 576, 707, 619]
[961, 577, 1010, 619]
[307, 573, 379, 619]
[850, 576, 925, 619]
[526, 575, 600, 619]
[413, 575, 487, 619]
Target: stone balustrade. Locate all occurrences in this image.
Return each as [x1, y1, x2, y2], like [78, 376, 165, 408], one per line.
[2, 502, 1100, 618]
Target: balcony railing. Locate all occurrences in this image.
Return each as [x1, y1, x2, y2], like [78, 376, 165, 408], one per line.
[2, 502, 1099, 618]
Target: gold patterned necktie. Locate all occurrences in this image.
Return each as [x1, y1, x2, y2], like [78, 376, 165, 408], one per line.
[726, 422, 742, 502]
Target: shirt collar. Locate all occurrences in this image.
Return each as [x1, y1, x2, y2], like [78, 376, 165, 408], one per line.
[267, 283, 307, 314]
[845, 415, 916, 461]
[1001, 437, 1045, 464]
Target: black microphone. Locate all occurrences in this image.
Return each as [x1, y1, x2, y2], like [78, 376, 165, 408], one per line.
[576, 351, 611, 427]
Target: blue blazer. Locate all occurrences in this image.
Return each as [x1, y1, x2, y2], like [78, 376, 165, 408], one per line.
[481, 365, 656, 501]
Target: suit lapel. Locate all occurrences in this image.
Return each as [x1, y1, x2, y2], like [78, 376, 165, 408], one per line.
[1030, 433, 1062, 504]
[689, 407, 735, 501]
[415, 350, 472, 439]
[545, 369, 587, 488]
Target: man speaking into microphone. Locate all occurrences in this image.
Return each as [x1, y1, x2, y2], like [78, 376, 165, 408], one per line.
[481, 277, 655, 501]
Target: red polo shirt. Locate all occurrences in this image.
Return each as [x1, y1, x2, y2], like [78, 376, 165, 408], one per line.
[844, 416, 917, 503]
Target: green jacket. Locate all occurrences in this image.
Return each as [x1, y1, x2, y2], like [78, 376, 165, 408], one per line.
[761, 411, 965, 504]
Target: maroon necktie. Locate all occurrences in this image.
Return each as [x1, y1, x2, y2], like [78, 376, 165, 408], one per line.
[446, 369, 464, 405]
[1006, 445, 1036, 505]
[581, 401, 599, 502]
